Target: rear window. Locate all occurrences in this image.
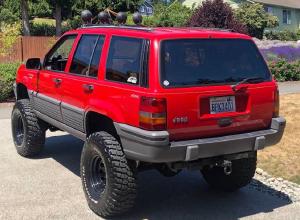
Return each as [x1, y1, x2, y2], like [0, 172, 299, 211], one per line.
[160, 39, 271, 87]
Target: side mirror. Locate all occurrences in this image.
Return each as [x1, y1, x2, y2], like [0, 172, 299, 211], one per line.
[26, 58, 41, 70]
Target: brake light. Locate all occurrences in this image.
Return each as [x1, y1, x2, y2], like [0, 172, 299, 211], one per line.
[139, 97, 167, 130]
[273, 88, 279, 117]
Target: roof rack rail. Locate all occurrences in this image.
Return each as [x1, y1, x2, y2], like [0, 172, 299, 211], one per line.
[187, 27, 236, 32]
[78, 24, 153, 32]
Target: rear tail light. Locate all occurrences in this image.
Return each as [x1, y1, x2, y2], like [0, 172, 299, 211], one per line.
[273, 87, 280, 117]
[139, 97, 167, 130]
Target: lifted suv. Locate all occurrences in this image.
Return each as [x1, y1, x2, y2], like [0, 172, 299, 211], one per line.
[12, 24, 285, 217]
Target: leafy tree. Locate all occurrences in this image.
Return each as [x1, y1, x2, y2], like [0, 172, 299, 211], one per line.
[0, 7, 19, 24]
[72, 0, 142, 15]
[0, 0, 20, 24]
[29, 0, 52, 18]
[187, 0, 247, 34]
[235, 2, 278, 39]
[143, 2, 192, 27]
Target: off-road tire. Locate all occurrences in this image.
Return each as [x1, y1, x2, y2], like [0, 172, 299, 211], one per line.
[80, 131, 137, 218]
[201, 153, 257, 192]
[11, 99, 46, 157]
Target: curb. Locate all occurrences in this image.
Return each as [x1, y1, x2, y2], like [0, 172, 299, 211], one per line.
[0, 102, 14, 108]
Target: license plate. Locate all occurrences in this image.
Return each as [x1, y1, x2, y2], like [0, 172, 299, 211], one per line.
[210, 96, 236, 114]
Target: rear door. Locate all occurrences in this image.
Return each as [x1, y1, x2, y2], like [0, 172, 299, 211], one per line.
[159, 38, 276, 141]
[35, 35, 77, 122]
[60, 34, 105, 132]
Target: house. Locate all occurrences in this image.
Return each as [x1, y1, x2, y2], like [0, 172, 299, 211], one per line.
[253, 0, 300, 31]
[139, 0, 154, 15]
[182, 0, 300, 32]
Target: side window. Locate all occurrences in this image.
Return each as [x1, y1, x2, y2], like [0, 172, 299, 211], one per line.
[44, 35, 76, 72]
[106, 36, 143, 85]
[70, 35, 104, 76]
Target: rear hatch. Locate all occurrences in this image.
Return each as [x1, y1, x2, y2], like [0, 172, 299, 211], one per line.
[159, 38, 277, 141]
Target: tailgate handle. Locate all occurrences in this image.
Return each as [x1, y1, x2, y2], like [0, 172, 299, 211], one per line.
[218, 118, 233, 127]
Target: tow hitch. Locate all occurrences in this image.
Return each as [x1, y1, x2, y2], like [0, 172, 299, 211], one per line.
[219, 160, 232, 175]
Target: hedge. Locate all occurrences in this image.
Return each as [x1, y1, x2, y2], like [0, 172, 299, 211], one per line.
[0, 63, 19, 102]
[268, 59, 300, 82]
[0, 60, 299, 102]
[264, 30, 300, 41]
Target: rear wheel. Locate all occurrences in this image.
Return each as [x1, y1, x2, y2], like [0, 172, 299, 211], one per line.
[80, 131, 137, 218]
[201, 153, 257, 191]
[11, 99, 46, 157]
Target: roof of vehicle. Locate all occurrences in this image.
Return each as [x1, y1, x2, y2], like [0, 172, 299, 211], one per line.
[67, 25, 252, 40]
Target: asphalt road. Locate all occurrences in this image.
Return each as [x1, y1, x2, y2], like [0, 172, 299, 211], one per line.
[1, 107, 300, 219]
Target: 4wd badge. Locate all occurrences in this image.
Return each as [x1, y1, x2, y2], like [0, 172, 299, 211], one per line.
[173, 116, 189, 124]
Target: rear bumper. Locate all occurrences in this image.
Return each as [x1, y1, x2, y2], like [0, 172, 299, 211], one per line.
[114, 117, 286, 163]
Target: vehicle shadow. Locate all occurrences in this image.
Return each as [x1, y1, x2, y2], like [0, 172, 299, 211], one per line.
[41, 133, 292, 220]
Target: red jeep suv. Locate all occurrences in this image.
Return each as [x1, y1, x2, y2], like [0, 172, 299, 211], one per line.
[11, 14, 285, 217]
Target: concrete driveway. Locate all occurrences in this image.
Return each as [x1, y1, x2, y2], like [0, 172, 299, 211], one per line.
[0, 105, 300, 219]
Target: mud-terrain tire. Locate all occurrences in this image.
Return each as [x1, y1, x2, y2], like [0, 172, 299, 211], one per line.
[11, 99, 46, 157]
[201, 154, 257, 192]
[80, 131, 137, 218]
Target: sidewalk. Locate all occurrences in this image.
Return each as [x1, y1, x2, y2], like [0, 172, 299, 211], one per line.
[278, 81, 300, 95]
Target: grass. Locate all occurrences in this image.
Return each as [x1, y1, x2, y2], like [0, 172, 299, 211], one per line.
[32, 18, 68, 26]
[258, 93, 300, 184]
[32, 18, 56, 26]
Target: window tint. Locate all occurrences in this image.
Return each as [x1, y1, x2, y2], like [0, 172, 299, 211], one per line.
[70, 35, 104, 76]
[160, 39, 271, 87]
[44, 35, 76, 72]
[89, 37, 105, 77]
[106, 37, 143, 85]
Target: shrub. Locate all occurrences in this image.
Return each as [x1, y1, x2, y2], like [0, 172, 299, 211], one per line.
[0, 63, 19, 102]
[268, 59, 300, 82]
[0, 22, 21, 57]
[29, 22, 71, 36]
[264, 30, 300, 41]
[235, 3, 278, 39]
[143, 2, 193, 27]
[187, 0, 247, 34]
[259, 45, 300, 62]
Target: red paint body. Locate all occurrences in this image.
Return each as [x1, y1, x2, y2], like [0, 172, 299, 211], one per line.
[16, 27, 278, 141]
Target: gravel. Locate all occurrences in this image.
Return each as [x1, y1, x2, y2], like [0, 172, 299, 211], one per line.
[249, 168, 300, 203]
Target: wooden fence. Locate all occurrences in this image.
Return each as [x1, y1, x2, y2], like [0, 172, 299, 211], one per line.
[0, 36, 56, 63]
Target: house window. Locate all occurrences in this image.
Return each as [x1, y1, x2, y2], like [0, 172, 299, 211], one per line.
[147, 7, 153, 14]
[140, 6, 145, 13]
[265, 6, 273, 14]
[283, 9, 292, 25]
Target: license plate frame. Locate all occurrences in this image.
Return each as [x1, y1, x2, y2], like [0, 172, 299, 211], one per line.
[209, 96, 236, 114]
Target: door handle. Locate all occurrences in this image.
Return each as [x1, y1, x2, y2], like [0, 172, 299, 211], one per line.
[82, 84, 94, 92]
[53, 78, 62, 86]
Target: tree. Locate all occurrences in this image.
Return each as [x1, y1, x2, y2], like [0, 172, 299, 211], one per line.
[187, 0, 247, 34]
[235, 3, 278, 39]
[143, 2, 192, 27]
[0, 0, 20, 25]
[45, 0, 72, 36]
[21, 0, 30, 35]
[72, 0, 142, 15]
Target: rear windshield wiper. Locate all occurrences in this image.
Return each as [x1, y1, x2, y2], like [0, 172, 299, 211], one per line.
[231, 77, 265, 91]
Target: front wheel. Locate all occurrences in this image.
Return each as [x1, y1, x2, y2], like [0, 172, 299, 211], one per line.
[201, 153, 257, 192]
[11, 99, 45, 157]
[80, 131, 137, 218]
